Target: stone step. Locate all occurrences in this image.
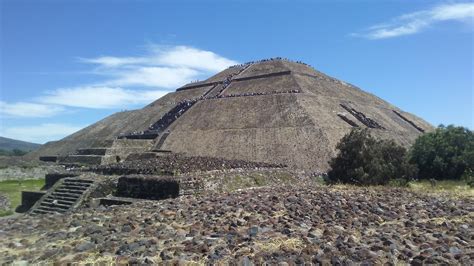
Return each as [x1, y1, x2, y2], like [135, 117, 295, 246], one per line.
[62, 184, 91, 190]
[63, 179, 94, 185]
[30, 178, 95, 215]
[43, 197, 77, 205]
[35, 206, 67, 213]
[107, 147, 151, 155]
[50, 192, 81, 199]
[55, 188, 85, 195]
[59, 155, 103, 165]
[76, 148, 108, 155]
[51, 190, 86, 199]
[121, 133, 159, 139]
[112, 139, 154, 149]
[90, 139, 115, 148]
[31, 209, 51, 215]
[76, 147, 150, 156]
[60, 183, 89, 189]
[40, 201, 72, 209]
[44, 194, 78, 201]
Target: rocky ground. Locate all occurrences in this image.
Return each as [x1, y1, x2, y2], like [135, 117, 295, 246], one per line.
[0, 156, 61, 181]
[1, 184, 472, 264]
[0, 194, 10, 212]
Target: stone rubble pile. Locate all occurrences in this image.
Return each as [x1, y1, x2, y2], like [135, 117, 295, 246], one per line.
[1, 185, 472, 264]
[0, 194, 10, 212]
[88, 155, 285, 175]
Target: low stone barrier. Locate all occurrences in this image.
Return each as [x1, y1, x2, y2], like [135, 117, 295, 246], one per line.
[39, 156, 57, 162]
[116, 175, 179, 200]
[18, 191, 46, 212]
[44, 172, 80, 189]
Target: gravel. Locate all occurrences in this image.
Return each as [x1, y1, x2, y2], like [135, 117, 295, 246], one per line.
[0, 194, 10, 211]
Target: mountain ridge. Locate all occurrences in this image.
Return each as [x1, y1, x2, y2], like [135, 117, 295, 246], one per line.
[0, 136, 41, 152]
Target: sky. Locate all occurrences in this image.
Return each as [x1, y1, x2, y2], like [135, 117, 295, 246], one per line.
[0, 0, 473, 144]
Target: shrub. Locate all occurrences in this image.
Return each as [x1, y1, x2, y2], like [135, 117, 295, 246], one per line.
[327, 128, 417, 186]
[409, 125, 474, 180]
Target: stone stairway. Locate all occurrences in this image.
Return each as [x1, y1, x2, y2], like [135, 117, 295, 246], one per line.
[210, 63, 253, 98]
[30, 178, 94, 215]
[120, 100, 196, 140]
[154, 131, 170, 150]
[58, 139, 154, 166]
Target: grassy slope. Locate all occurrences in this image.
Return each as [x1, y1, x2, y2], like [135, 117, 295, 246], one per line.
[0, 179, 44, 217]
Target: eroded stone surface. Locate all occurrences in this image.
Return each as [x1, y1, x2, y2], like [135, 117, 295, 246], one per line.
[88, 154, 285, 175]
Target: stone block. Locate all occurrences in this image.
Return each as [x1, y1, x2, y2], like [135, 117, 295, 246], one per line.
[18, 191, 46, 212]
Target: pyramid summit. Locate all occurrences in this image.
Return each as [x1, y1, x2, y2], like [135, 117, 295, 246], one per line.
[30, 58, 433, 171]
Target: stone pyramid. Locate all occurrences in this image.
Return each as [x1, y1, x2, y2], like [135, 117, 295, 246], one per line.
[30, 58, 433, 171]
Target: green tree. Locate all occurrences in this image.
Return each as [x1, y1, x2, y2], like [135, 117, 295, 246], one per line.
[410, 125, 474, 180]
[0, 149, 28, 156]
[11, 149, 27, 156]
[327, 128, 417, 186]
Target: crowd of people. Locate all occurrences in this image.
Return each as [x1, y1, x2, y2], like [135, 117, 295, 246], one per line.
[148, 100, 196, 132]
[337, 113, 359, 127]
[207, 89, 301, 100]
[228, 57, 314, 69]
[119, 100, 197, 139]
[340, 104, 385, 129]
[393, 110, 425, 132]
[118, 59, 309, 139]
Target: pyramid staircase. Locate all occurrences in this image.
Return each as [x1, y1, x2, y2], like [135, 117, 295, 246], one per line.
[30, 178, 95, 215]
[204, 63, 253, 99]
[54, 64, 254, 165]
[125, 100, 196, 139]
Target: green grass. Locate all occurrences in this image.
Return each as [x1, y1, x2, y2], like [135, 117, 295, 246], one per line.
[408, 180, 473, 198]
[0, 179, 45, 217]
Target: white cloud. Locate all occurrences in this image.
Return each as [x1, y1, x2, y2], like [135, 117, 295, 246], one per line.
[0, 101, 64, 118]
[106, 66, 199, 88]
[152, 45, 239, 72]
[353, 3, 474, 39]
[2, 45, 237, 116]
[79, 45, 238, 88]
[1, 123, 84, 144]
[39, 86, 169, 109]
[79, 56, 146, 68]
[81, 45, 238, 73]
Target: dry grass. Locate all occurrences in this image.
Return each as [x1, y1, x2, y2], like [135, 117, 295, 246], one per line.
[408, 180, 473, 198]
[254, 237, 304, 254]
[0, 179, 45, 216]
[421, 212, 474, 225]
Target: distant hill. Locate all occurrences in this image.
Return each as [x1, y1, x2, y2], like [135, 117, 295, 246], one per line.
[0, 136, 41, 152]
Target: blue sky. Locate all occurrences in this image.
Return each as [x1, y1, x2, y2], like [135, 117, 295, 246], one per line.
[1, 0, 473, 143]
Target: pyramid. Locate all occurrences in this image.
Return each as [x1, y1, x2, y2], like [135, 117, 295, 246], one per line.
[29, 58, 433, 171]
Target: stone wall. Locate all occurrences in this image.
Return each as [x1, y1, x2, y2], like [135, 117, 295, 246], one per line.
[116, 175, 179, 200]
[44, 172, 79, 189]
[18, 191, 46, 212]
[0, 165, 60, 182]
